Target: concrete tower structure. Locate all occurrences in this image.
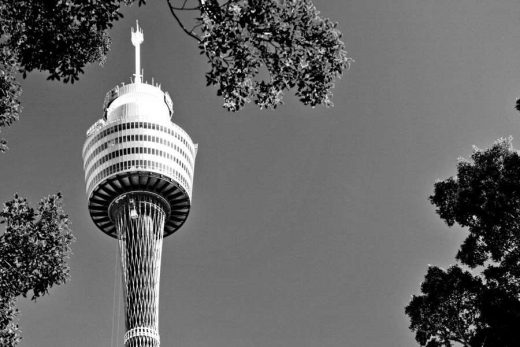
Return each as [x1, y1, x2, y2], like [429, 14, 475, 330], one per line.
[82, 22, 197, 347]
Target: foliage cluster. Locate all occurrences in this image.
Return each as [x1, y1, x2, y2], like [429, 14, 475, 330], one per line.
[0, 0, 136, 150]
[406, 138, 520, 346]
[0, 48, 21, 153]
[0, 194, 74, 347]
[197, 0, 353, 111]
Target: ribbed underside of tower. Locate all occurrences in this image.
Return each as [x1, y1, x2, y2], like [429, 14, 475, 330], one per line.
[112, 193, 166, 347]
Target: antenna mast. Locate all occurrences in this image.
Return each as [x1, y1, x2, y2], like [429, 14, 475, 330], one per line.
[131, 21, 144, 83]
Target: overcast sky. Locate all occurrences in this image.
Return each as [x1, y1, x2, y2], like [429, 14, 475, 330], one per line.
[3, 0, 520, 346]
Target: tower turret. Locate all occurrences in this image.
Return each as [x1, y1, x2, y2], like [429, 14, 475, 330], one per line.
[82, 22, 197, 347]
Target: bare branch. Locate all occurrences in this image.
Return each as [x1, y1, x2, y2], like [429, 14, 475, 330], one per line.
[165, 0, 201, 42]
[188, 22, 203, 33]
[169, 6, 200, 10]
[168, 0, 201, 10]
[168, 3, 200, 11]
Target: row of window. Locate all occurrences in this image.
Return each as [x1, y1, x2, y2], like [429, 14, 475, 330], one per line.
[83, 121, 195, 158]
[83, 133, 193, 171]
[86, 160, 191, 198]
[85, 146, 193, 181]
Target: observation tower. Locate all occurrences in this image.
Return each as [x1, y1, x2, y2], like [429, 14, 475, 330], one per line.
[82, 22, 197, 347]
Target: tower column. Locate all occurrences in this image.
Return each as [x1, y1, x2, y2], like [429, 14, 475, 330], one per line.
[83, 21, 197, 347]
[112, 193, 169, 347]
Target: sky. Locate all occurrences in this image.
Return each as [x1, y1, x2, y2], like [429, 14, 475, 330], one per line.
[2, 0, 520, 346]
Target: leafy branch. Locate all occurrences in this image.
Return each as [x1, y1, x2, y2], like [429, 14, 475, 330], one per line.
[0, 193, 74, 347]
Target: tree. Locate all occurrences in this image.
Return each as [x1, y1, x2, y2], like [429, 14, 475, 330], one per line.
[0, 0, 352, 151]
[0, 193, 74, 347]
[182, 0, 353, 111]
[406, 138, 520, 347]
[0, 0, 133, 151]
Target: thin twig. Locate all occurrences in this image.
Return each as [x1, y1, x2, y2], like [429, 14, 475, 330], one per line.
[169, 6, 200, 10]
[166, 0, 202, 41]
[188, 22, 203, 33]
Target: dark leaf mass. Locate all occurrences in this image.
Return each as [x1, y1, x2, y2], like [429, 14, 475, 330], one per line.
[0, 194, 74, 347]
[406, 138, 520, 347]
[0, 0, 136, 150]
[198, 0, 353, 111]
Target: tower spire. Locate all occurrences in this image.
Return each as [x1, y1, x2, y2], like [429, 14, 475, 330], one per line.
[131, 20, 144, 83]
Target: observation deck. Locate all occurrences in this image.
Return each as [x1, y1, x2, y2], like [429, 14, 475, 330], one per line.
[82, 81, 197, 238]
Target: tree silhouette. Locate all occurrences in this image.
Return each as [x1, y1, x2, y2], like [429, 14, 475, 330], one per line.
[0, 194, 74, 347]
[406, 138, 520, 346]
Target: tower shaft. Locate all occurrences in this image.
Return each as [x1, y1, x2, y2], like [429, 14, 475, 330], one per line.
[113, 193, 167, 347]
[83, 22, 197, 347]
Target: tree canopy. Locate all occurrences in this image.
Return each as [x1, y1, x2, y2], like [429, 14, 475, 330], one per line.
[0, 0, 133, 151]
[0, 193, 74, 347]
[406, 138, 520, 347]
[0, 0, 352, 151]
[194, 0, 352, 111]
